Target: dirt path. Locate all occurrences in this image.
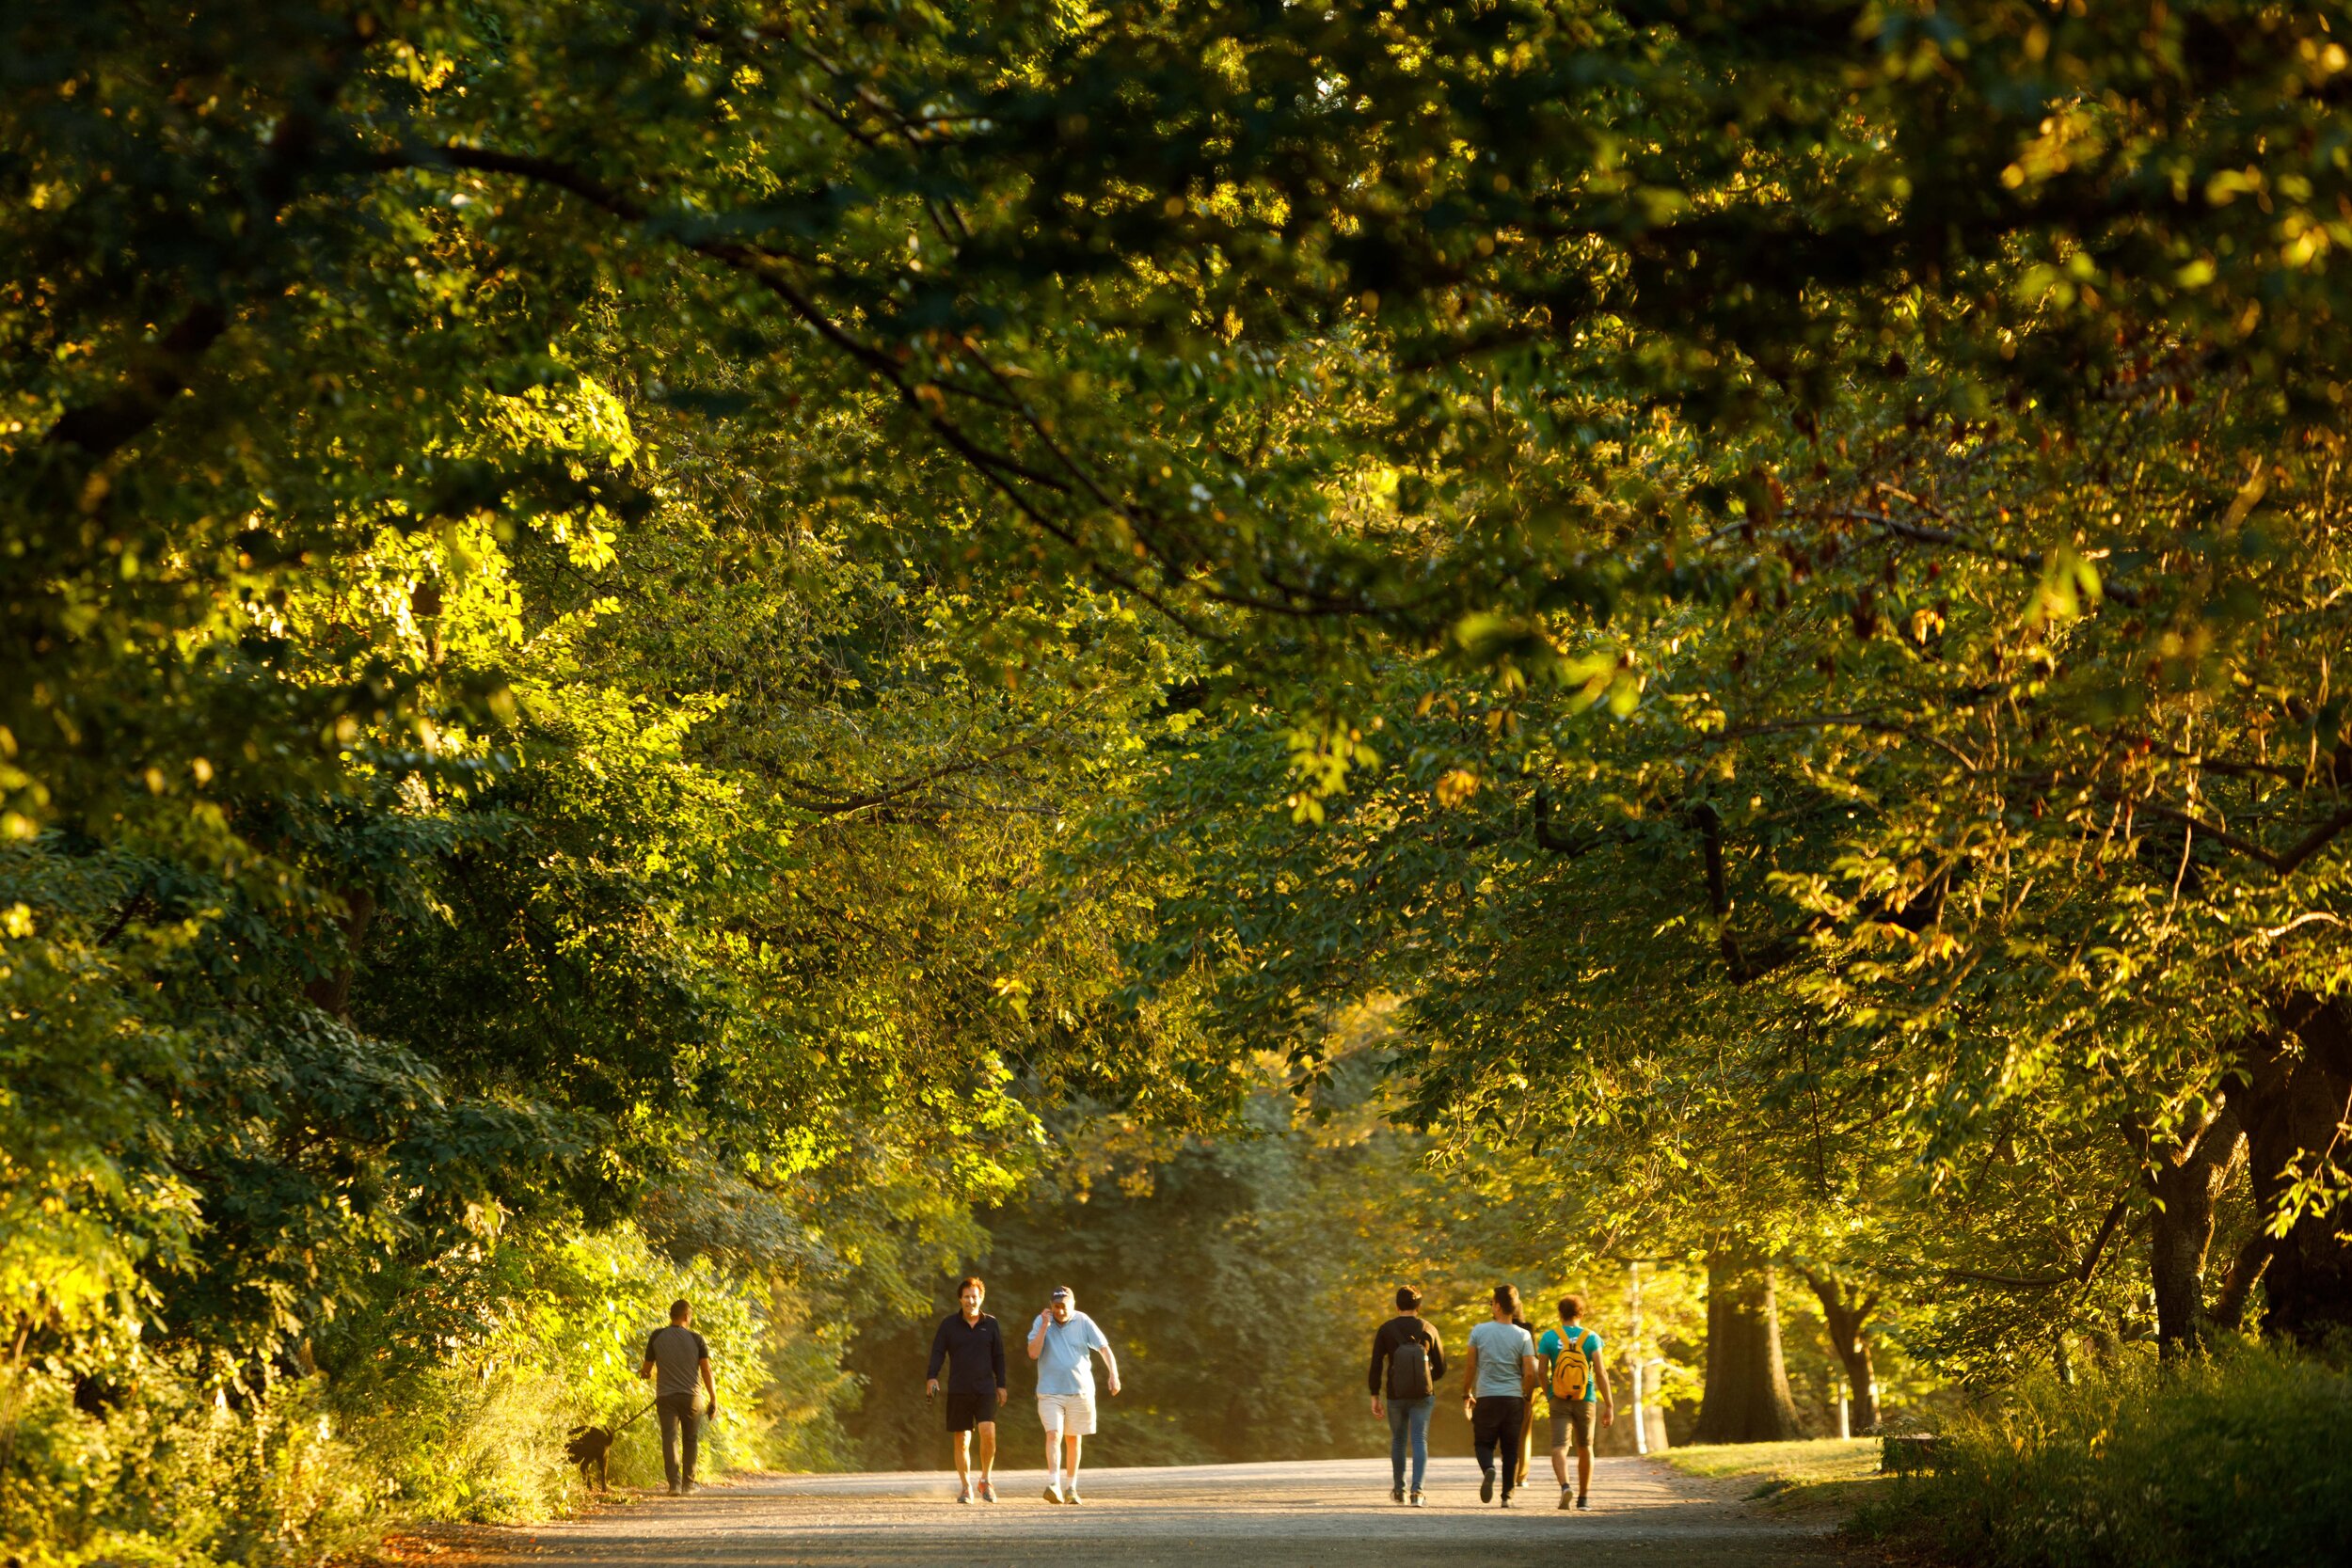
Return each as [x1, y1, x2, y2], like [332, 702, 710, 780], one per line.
[440, 1456, 1836, 1567]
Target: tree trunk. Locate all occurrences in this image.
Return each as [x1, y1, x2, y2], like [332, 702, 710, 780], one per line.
[2235, 997, 2352, 1344]
[1800, 1269, 1879, 1433]
[1693, 1251, 1802, 1444]
[2142, 1100, 2243, 1356]
[302, 886, 376, 1019]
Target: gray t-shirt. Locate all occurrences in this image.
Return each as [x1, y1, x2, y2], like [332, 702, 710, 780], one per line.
[1467, 1320, 1536, 1399]
[644, 1324, 709, 1398]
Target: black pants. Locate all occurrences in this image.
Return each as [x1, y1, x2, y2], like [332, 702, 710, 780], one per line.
[657, 1392, 701, 1489]
[1471, 1397, 1526, 1494]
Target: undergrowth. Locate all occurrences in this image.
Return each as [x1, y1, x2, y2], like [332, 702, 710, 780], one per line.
[1851, 1345, 2352, 1568]
[0, 1223, 831, 1567]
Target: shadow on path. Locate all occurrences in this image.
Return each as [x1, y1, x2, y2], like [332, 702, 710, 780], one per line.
[443, 1457, 1834, 1567]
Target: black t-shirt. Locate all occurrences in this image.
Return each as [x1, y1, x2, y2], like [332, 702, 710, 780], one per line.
[927, 1312, 1007, 1393]
[1369, 1314, 1447, 1396]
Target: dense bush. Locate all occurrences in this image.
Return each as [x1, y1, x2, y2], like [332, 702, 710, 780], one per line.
[1855, 1348, 2352, 1568]
[0, 1224, 803, 1566]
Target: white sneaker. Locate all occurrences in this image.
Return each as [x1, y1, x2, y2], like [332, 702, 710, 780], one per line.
[1042, 1481, 1064, 1504]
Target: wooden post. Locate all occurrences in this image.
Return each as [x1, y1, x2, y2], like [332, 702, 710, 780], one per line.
[1836, 1386, 1850, 1440]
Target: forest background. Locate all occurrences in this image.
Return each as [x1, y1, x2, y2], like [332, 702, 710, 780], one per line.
[8, 3, 2352, 1566]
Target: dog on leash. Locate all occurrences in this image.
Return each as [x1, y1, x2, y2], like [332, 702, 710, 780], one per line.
[566, 1401, 656, 1491]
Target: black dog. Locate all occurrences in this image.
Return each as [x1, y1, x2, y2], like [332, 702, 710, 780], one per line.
[566, 1401, 655, 1492]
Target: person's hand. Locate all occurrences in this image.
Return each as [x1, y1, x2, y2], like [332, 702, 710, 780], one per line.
[707, 1399, 719, 1419]
[1107, 1374, 1122, 1397]
[1601, 1405, 1616, 1429]
[926, 1378, 939, 1399]
[996, 1386, 1009, 1408]
[1371, 1397, 1385, 1419]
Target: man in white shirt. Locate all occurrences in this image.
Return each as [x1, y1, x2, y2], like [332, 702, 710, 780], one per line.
[1026, 1286, 1120, 1504]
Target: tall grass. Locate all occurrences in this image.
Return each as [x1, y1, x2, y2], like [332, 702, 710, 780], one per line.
[1855, 1346, 2352, 1568]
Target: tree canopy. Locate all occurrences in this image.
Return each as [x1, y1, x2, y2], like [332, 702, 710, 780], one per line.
[8, 1, 2352, 1556]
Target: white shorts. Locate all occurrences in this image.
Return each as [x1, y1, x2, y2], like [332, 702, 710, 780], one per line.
[1037, 1391, 1098, 1437]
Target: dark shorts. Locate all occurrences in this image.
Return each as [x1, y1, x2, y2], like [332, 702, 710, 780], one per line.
[944, 1390, 999, 1432]
[1549, 1398, 1597, 1451]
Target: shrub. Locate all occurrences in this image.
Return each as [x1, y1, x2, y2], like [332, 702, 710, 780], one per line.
[1, 1220, 817, 1565]
[1853, 1345, 2352, 1568]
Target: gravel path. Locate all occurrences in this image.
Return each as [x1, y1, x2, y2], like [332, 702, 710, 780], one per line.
[452, 1456, 1836, 1567]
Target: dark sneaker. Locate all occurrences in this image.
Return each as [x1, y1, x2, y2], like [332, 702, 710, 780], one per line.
[1501, 1492, 1516, 1508]
[1577, 1493, 1592, 1511]
[667, 1483, 680, 1497]
[1408, 1491, 1425, 1508]
[1391, 1483, 1406, 1504]
[957, 1485, 973, 1504]
[1480, 1471, 1495, 1503]
[978, 1481, 997, 1503]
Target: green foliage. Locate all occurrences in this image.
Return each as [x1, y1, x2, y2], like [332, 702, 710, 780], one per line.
[1856, 1349, 2352, 1568]
[12, 0, 2352, 1554]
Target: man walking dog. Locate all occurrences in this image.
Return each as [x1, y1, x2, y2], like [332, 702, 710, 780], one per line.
[926, 1275, 1008, 1503]
[639, 1298, 717, 1496]
[1027, 1286, 1120, 1504]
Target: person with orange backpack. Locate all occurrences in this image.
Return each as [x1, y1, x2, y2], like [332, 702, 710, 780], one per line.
[1367, 1286, 1448, 1506]
[1536, 1293, 1616, 1511]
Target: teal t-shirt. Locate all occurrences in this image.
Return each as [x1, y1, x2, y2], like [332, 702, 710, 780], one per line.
[1467, 1320, 1536, 1398]
[1536, 1324, 1603, 1402]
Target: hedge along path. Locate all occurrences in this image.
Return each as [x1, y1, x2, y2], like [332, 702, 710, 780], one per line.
[443, 1457, 1832, 1567]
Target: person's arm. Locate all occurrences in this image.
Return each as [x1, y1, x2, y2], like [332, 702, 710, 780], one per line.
[926, 1318, 949, 1394]
[700, 1353, 716, 1416]
[1027, 1314, 1048, 1360]
[1426, 1325, 1446, 1385]
[992, 1319, 1009, 1405]
[1462, 1338, 1480, 1411]
[1097, 1342, 1121, 1397]
[1519, 1347, 1542, 1401]
[1368, 1323, 1389, 1412]
[639, 1330, 659, 1383]
[1593, 1334, 1615, 1425]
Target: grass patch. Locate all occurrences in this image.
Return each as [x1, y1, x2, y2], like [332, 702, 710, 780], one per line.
[1659, 1436, 1886, 1510]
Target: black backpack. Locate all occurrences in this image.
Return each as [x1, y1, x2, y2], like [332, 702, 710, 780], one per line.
[1386, 1319, 1434, 1400]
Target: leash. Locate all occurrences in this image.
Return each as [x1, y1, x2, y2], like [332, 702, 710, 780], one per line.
[609, 1399, 659, 1434]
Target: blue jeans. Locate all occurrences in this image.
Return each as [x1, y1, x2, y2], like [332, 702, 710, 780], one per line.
[1386, 1397, 1433, 1492]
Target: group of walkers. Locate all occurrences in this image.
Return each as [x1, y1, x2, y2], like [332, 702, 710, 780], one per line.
[917, 1275, 1614, 1511]
[1369, 1284, 1615, 1510]
[640, 1279, 1610, 1508]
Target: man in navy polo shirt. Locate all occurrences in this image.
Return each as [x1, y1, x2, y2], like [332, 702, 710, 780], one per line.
[925, 1275, 1009, 1502]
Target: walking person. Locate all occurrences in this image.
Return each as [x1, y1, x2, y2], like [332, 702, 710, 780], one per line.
[638, 1298, 717, 1496]
[1368, 1286, 1447, 1506]
[1461, 1284, 1540, 1507]
[1537, 1293, 1616, 1511]
[1027, 1286, 1120, 1504]
[926, 1275, 1009, 1503]
[1511, 1302, 1537, 1489]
